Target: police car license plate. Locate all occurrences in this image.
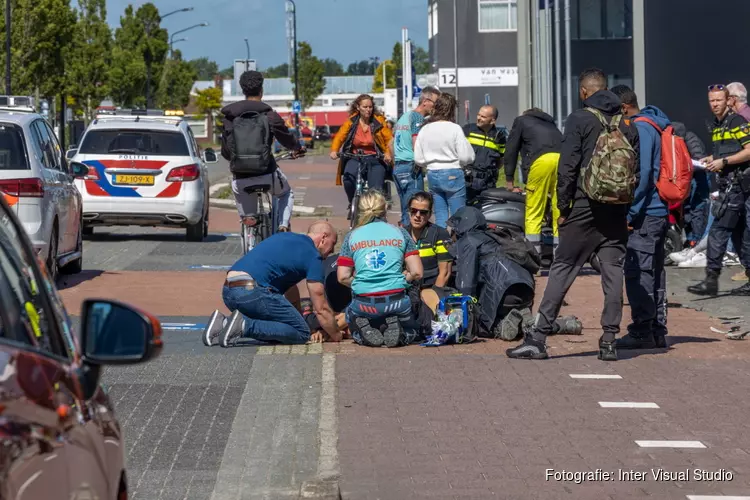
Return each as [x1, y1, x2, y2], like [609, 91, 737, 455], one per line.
[114, 174, 154, 185]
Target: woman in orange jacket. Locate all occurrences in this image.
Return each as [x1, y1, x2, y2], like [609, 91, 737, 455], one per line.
[330, 94, 393, 214]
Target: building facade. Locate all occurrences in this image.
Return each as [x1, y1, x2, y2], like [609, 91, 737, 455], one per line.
[428, 0, 520, 127]
[428, 0, 750, 142]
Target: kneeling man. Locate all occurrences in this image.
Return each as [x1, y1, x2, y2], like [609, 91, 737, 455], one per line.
[203, 221, 343, 347]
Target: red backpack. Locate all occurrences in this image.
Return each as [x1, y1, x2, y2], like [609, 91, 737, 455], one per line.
[634, 117, 693, 205]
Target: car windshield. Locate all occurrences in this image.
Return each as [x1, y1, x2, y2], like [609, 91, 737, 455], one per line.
[0, 123, 29, 170]
[78, 129, 190, 156]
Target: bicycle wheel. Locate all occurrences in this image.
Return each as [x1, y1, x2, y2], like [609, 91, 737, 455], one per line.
[349, 194, 360, 229]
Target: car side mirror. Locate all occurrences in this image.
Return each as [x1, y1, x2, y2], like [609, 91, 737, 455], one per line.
[70, 161, 88, 178]
[66, 148, 77, 160]
[80, 299, 163, 365]
[203, 148, 218, 163]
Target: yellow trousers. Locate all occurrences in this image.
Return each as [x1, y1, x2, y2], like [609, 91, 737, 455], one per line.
[525, 152, 560, 242]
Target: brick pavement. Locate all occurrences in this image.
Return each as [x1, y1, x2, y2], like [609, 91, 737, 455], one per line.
[332, 274, 750, 500]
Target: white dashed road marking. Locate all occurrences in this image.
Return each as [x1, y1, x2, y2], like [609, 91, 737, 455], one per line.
[599, 402, 660, 408]
[317, 352, 339, 480]
[569, 374, 622, 379]
[635, 440, 706, 448]
[686, 496, 750, 500]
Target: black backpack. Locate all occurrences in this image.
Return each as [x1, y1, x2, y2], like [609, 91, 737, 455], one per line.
[229, 111, 273, 176]
[484, 225, 542, 275]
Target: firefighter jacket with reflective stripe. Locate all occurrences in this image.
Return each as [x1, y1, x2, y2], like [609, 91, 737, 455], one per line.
[462, 123, 507, 173]
[711, 111, 750, 177]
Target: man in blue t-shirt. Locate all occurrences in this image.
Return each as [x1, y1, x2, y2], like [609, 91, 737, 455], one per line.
[392, 86, 441, 226]
[202, 221, 342, 347]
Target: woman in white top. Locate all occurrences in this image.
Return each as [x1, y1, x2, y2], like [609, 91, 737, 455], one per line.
[414, 93, 476, 227]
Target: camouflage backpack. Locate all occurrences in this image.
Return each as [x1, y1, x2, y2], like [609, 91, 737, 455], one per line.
[580, 108, 637, 204]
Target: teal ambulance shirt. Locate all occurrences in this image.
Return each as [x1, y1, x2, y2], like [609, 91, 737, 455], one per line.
[337, 220, 418, 296]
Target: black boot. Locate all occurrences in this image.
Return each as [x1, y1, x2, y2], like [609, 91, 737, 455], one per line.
[616, 332, 656, 350]
[687, 270, 719, 296]
[598, 336, 618, 361]
[730, 282, 750, 296]
[506, 330, 548, 359]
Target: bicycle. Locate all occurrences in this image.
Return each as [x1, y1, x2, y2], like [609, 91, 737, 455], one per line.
[239, 150, 301, 255]
[338, 150, 384, 229]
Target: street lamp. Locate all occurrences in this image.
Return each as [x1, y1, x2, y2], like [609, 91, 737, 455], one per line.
[286, 0, 299, 125]
[171, 37, 187, 46]
[244, 38, 250, 71]
[170, 22, 208, 55]
[143, 7, 192, 107]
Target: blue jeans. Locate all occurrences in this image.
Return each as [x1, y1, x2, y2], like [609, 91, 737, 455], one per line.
[345, 293, 416, 346]
[427, 169, 466, 228]
[342, 157, 386, 204]
[222, 286, 310, 344]
[393, 161, 424, 226]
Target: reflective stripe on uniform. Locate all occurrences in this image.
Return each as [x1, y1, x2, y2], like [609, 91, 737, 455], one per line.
[467, 134, 505, 153]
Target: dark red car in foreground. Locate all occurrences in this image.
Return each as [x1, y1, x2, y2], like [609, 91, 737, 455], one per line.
[0, 194, 163, 499]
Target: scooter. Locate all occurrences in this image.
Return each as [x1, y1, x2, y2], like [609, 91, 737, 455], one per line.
[470, 187, 602, 272]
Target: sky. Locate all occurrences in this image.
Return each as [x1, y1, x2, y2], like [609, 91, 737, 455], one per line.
[106, 0, 428, 71]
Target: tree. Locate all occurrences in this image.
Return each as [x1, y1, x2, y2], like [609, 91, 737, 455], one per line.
[188, 57, 219, 80]
[65, 0, 111, 124]
[346, 60, 378, 76]
[156, 50, 197, 109]
[322, 58, 344, 76]
[195, 86, 224, 142]
[295, 41, 325, 111]
[263, 63, 289, 78]
[0, 0, 76, 98]
[371, 60, 396, 93]
[108, 3, 168, 107]
[413, 45, 430, 74]
[391, 42, 402, 74]
[218, 66, 233, 78]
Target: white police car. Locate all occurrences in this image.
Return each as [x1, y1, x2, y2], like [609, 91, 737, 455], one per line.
[70, 110, 217, 241]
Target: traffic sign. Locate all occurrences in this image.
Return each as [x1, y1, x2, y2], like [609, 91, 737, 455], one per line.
[292, 100, 301, 113]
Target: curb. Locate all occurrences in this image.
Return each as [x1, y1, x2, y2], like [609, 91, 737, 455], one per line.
[298, 479, 341, 499]
[208, 197, 332, 217]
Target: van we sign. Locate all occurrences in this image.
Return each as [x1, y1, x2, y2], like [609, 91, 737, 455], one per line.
[438, 67, 518, 88]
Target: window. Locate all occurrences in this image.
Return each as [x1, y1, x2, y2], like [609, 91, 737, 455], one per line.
[0, 209, 69, 359]
[0, 123, 29, 170]
[32, 120, 60, 170]
[429, 2, 439, 38]
[79, 130, 191, 156]
[572, 0, 631, 40]
[478, 0, 517, 32]
[42, 121, 64, 172]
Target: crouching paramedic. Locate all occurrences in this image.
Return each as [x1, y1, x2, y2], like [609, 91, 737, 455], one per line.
[463, 105, 507, 203]
[202, 222, 342, 347]
[504, 108, 563, 253]
[337, 190, 424, 347]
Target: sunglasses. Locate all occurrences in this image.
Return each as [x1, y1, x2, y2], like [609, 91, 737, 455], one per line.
[409, 208, 430, 217]
[708, 84, 726, 91]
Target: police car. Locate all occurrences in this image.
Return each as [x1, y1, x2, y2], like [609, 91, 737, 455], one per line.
[70, 109, 216, 241]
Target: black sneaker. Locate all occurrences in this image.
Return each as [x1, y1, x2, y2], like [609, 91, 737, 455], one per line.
[203, 310, 225, 346]
[730, 282, 750, 296]
[506, 334, 548, 359]
[654, 335, 668, 348]
[355, 317, 384, 347]
[220, 310, 244, 348]
[383, 316, 405, 348]
[616, 332, 656, 350]
[598, 337, 618, 361]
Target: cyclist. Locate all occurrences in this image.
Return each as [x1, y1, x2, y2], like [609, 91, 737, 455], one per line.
[330, 94, 393, 217]
[220, 70, 304, 235]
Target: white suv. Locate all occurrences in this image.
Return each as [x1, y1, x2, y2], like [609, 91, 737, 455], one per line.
[70, 110, 216, 241]
[0, 100, 85, 279]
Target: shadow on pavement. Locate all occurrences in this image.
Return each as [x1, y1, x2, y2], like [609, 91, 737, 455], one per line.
[84, 232, 229, 243]
[550, 335, 721, 360]
[57, 270, 105, 290]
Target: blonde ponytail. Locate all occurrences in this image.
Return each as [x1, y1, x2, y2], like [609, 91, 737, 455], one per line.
[356, 190, 387, 227]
